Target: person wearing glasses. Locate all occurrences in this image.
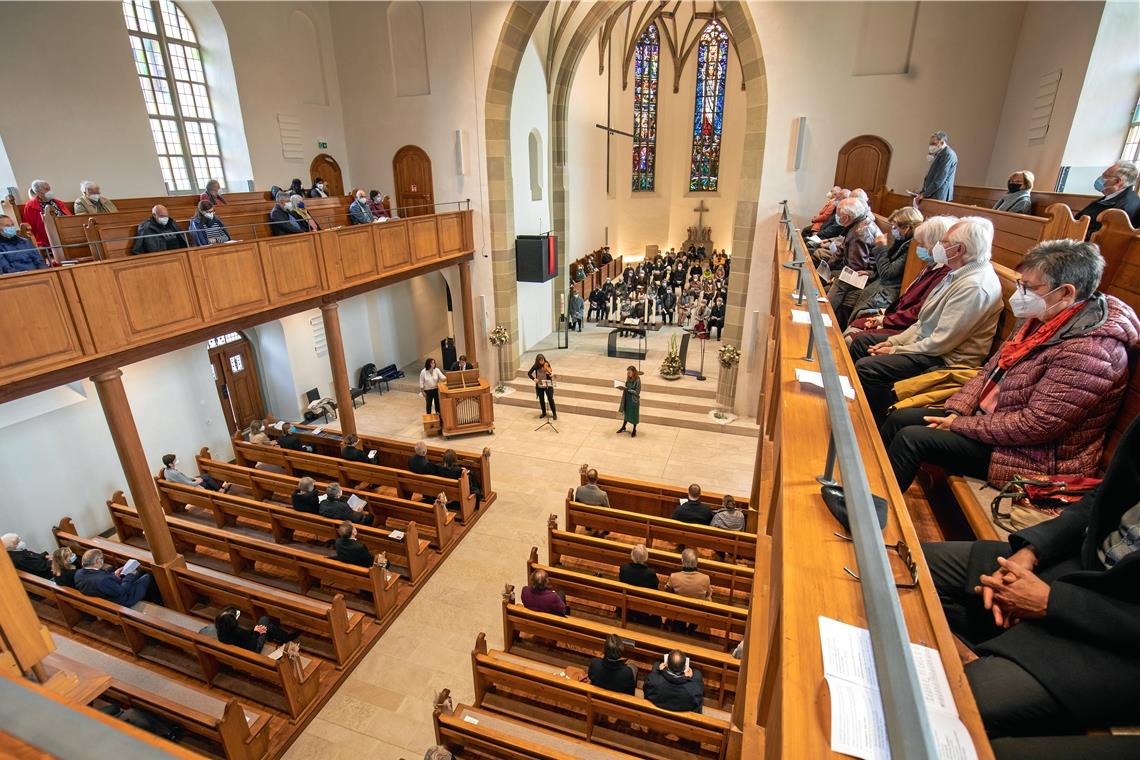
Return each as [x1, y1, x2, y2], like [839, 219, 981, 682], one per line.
[881, 239, 1138, 493]
[851, 216, 1003, 423]
[921, 415, 1140, 740]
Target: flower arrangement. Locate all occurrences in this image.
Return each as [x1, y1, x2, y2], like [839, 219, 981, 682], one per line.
[718, 344, 741, 369]
[489, 324, 510, 346]
[660, 335, 683, 379]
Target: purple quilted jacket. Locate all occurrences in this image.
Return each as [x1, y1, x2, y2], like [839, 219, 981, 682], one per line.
[945, 294, 1139, 485]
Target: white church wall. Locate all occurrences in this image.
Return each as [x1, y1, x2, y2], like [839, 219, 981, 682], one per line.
[0, 346, 233, 551]
[566, 45, 620, 264]
[984, 2, 1103, 190]
[512, 41, 554, 350]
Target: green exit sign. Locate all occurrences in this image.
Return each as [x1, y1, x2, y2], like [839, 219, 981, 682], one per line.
[318, 141, 328, 150]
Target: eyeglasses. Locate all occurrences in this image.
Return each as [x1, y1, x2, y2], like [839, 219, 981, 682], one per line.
[833, 532, 919, 589]
[1015, 280, 1052, 296]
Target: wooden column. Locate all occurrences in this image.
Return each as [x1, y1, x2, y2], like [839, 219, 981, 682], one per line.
[458, 259, 478, 365]
[91, 370, 179, 566]
[320, 301, 357, 437]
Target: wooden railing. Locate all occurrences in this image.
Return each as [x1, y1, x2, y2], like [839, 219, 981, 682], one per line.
[0, 209, 475, 403]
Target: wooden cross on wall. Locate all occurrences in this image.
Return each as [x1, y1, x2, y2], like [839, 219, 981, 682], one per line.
[693, 200, 709, 230]
[593, 35, 633, 195]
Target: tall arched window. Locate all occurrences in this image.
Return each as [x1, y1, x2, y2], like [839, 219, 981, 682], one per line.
[631, 23, 660, 192]
[123, 0, 225, 193]
[688, 20, 729, 192]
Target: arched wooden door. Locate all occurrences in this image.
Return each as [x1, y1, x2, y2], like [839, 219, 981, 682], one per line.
[309, 153, 344, 196]
[207, 332, 265, 434]
[834, 135, 892, 193]
[393, 145, 435, 217]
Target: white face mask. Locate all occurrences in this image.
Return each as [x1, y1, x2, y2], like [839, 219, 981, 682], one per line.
[44, 191, 54, 200]
[89, 193, 101, 202]
[928, 144, 940, 155]
[1009, 289, 1047, 320]
[318, 183, 325, 190]
[157, 216, 170, 226]
[204, 212, 215, 220]
[931, 242, 949, 265]
[357, 197, 367, 204]
[284, 202, 293, 211]
[234, 610, 240, 621]
[15, 540, 26, 551]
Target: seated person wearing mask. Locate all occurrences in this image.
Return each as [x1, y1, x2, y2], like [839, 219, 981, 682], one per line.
[130, 205, 187, 254]
[349, 190, 376, 225]
[0, 215, 48, 274]
[290, 194, 319, 232]
[644, 650, 705, 713]
[74, 549, 160, 606]
[852, 217, 1003, 423]
[841, 207, 923, 331]
[993, 171, 1034, 215]
[340, 434, 375, 463]
[214, 606, 297, 653]
[73, 180, 118, 214]
[3, 533, 52, 578]
[269, 192, 304, 236]
[921, 416, 1140, 738]
[51, 547, 78, 587]
[309, 177, 329, 198]
[188, 200, 231, 246]
[1076, 160, 1140, 237]
[881, 239, 1138, 492]
[162, 454, 229, 492]
[318, 483, 374, 526]
[823, 196, 881, 326]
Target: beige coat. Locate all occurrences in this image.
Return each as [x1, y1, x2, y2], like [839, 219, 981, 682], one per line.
[73, 196, 119, 215]
[665, 570, 711, 601]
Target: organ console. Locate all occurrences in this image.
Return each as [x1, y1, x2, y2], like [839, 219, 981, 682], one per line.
[439, 368, 494, 437]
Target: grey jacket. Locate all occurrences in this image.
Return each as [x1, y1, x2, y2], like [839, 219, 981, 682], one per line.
[993, 190, 1032, 215]
[885, 257, 1001, 366]
[574, 483, 610, 507]
[921, 145, 958, 201]
[349, 199, 374, 225]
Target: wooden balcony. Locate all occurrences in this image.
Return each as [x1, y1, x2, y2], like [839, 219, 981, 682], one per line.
[0, 210, 475, 403]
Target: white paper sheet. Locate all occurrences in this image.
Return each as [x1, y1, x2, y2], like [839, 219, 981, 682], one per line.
[368, 449, 378, 459]
[794, 368, 856, 400]
[818, 617, 978, 760]
[347, 494, 366, 512]
[318, 494, 328, 503]
[839, 266, 870, 289]
[388, 530, 405, 541]
[311, 426, 323, 436]
[791, 309, 833, 328]
[808, 234, 822, 244]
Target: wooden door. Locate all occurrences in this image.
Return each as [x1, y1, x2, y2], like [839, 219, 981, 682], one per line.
[309, 153, 344, 196]
[208, 334, 265, 434]
[393, 145, 435, 217]
[834, 135, 892, 192]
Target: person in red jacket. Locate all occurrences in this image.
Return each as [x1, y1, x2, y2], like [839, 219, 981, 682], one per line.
[881, 239, 1139, 491]
[22, 179, 70, 252]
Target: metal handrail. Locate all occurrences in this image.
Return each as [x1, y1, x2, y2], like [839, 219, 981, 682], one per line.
[778, 201, 938, 759]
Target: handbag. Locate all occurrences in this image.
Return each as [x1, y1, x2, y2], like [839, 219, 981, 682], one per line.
[990, 475, 1101, 532]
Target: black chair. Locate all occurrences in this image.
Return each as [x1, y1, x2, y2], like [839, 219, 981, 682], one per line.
[358, 363, 379, 397]
[302, 387, 335, 424]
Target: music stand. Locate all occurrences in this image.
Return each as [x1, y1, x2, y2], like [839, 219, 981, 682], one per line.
[534, 378, 559, 433]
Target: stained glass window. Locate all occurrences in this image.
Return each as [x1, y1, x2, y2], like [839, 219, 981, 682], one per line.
[123, 0, 225, 193]
[631, 23, 660, 192]
[688, 20, 729, 192]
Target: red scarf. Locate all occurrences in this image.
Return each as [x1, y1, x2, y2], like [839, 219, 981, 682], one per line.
[997, 301, 1085, 370]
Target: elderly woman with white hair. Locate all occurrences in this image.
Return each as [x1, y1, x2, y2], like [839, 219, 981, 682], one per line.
[823, 196, 882, 327]
[73, 180, 118, 214]
[853, 216, 1003, 423]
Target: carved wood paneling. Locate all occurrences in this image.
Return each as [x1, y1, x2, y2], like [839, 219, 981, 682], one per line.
[258, 235, 326, 301]
[188, 243, 270, 320]
[409, 218, 441, 263]
[331, 225, 382, 284]
[377, 223, 412, 270]
[0, 274, 85, 378]
[438, 213, 466, 255]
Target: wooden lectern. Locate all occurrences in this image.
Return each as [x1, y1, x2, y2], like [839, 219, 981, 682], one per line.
[439, 368, 494, 437]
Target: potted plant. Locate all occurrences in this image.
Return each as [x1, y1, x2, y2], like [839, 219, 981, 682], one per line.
[660, 335, 683, 380]
[489, 324, 511, 393]
[715, 344, 742, 418]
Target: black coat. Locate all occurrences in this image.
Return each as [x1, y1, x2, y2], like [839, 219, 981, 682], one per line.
[130, 218, 187, 254]
[292, 489, 320, 514]
[320, 498, 371, 525]
[409, 454, 436, 476]
[269, 205, 304, 236]
[619, 562, 660, 590]
[342, 446, 371, 463]
[8, 549, 52, 579]
[278, 434, 303, 451]
[1077, 187, 1140, 237]
[588, 657, 636, 695]
[54, 568, 77, 588]
[964, 415, 1140, 726]
[643, 665, 704, 712]
[217, 621, 267, 653]
[672, 500, 713, 525]
[335, 535, 373, 568]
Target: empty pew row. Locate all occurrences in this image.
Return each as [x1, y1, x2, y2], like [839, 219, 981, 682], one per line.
[53, 519, 369, 668]
[107, 498, 400, 620]
[43, 634, 271, 760]
[565, 496, 760, 566]
[195, 449, 458, 550]
[433, 689, 642, 760]
[153, 478, 431, 584]
[579, 464, 758, 533]
[469, 633, 733, 759]
[522, 554, 747, 653]
[546, 515, 754, 607]
[231, 440, 477, 523]
[18, 572, 324, 720]
[260, 422, 497, 507]
[501, 601, 740, 709]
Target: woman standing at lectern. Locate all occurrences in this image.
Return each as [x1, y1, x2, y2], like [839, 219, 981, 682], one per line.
[617, 365, 641, 437]
[419, 357, 446, 415]
[527, 354, 557, 420]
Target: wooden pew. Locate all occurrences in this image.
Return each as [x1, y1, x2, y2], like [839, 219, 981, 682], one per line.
[260, 422, 496, 507]
[43, 634, 271, 760]
[546, 514, 754, 607]
[18, 572, 323, 719]
[501, 600, 741, 709]
[432, 689, 642, 760]
[523, 554, 747, 652]
[195, 448, 458, 551]
[106, 498, 400, 619]
[565, 496, 759, 565]
[578, 464, 758, 533]
[153, 479, 430, 584]
[948, 184, 1098, 219]
[231, 439, 477, 523]
[470, 633, 733, 759]
[53, 519, 368, 668]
